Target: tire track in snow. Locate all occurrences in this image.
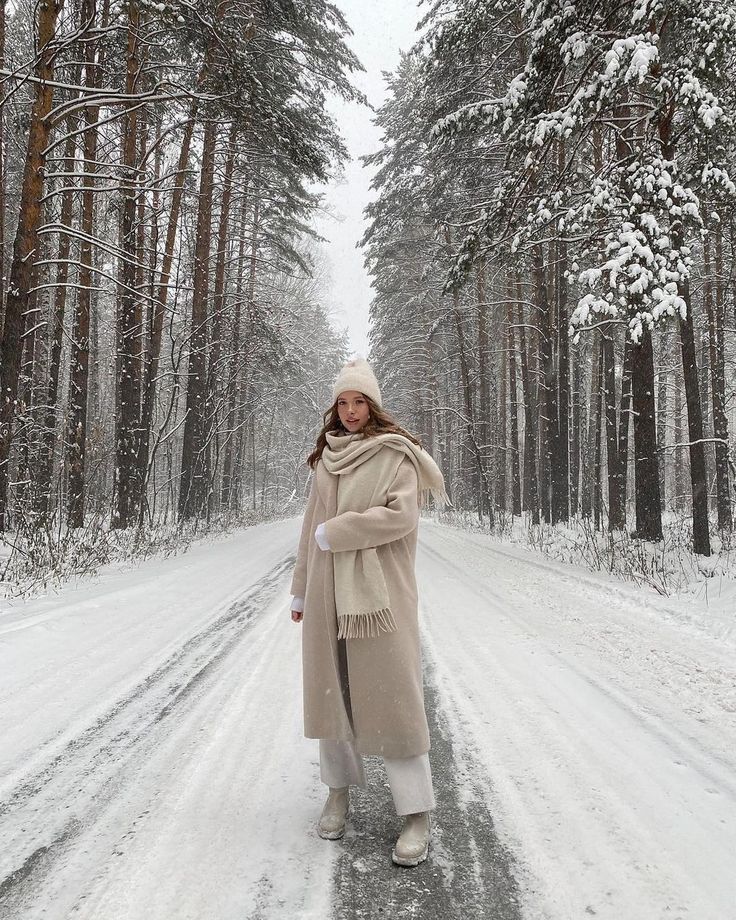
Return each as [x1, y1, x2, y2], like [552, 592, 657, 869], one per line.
[328, 652, 524, 920]
[416, 531, 736, 919]
[420, 538, 736, 798]
[0, 556, 292, 915]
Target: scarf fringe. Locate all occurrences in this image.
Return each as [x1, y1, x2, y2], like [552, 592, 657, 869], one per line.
[420, 485, 453, 509]
[337, 607, 398, 640]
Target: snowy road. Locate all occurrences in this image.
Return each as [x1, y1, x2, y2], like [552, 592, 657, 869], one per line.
[1, 519, 734, 919]
[417, 522, 736, 920]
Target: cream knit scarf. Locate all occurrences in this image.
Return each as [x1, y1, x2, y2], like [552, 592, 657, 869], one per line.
[321, 430, 451, 640]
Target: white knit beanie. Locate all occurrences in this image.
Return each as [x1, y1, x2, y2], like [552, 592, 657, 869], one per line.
[331, 357, 382, 408]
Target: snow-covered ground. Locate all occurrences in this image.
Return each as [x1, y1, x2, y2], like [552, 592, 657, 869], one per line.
[419, 520, 736, 920]
[1, 518, 734, 919]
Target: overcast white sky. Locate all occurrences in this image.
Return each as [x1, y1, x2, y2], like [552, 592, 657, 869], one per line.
[311, 0, 421, 358]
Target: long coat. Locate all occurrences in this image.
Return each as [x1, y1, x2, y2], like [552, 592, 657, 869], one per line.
[290, 447, 431, 758]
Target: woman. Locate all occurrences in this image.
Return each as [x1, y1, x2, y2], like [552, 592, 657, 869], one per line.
[289, 357, 450, 867]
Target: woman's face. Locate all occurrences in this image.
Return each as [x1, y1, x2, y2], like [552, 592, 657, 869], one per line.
[336, 390, 370, 432]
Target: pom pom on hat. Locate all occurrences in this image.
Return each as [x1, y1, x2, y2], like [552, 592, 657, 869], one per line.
[332, 357, 382, 408]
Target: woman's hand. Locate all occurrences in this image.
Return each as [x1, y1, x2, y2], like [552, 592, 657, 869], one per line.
[290, 595, 305, 622]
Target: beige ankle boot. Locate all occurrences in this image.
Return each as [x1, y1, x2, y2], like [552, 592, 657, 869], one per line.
[317, 786, 349, 839]
[392, 811, 431, 866]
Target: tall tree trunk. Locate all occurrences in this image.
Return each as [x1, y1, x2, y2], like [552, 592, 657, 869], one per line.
[206, 122, 237, 518]
[476, 258, 498, 513]
[221, 184, 251, 510]
[714, 227, 731, 528]
[112, 0, 143, 528]
[36, 123, 78, 516]
[699, 335, 712, 513]
[497, 328, 507, 513]
[602, 327, 624, 529]
[554, 144, 570, 523]
[445, 227, 493, 524]
[507, 289, 522, 516]
[422, 293, 439, 457]
[0, 0, 64, 531]
[0, 0, 5, 333]
[67, 0, 104, 528]
[631, 327, 663, 541]
[137, 110, 197, 524]
[673, 374, 686, 513]
[657, 335, 668, 511]
[515, 272, 539, 523]
[659, 97, 709, 552]
[532, 244, 557, 522]
[453, 283, 491, 522]
[704, 230, 732, 530]
[229, 173, 262, 511]
[678, 283, 711, 555]
[593, 341, 604, 531]
[179, 119, 217, 520]
[618, 337, 632, 517]
[16, 256, 42, 518]
[582, 333, 601, 520]
[570, 339, 581, 515]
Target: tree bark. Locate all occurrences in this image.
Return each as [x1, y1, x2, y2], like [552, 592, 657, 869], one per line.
[0, 0, 64, 531]
[179, 119, 217, 520]
[35, 124, 77, 517]
[678, 283, 711, 555]
[221, 185, 251, 510]
[112, 0, 143, 528]
[582, 332, 601, 521]
[554, 144, 570, 523]
[673, 373, 686, 513]
[602, 327, 625, 529]
[618, 337, 632, 515]
[515, 272, 539, 523]
[593, 341, 603, 531]
[445, 227, 493, 524]
[477, 258, 499, 513]
[0, 0, 6, 334]
[67, 0, 105, 528]
[631, 327, 663, 541]
[137, 111, 197, 524]
[506, 281, 521, 515]
[658, 94, 710, 552]
[206, 122, 237, 518]
[532, 244, 559, 522]
[657, 334, 668, 510]
[229, 173, 262, 509]
[570, 339, 581, 515]
[704, 230, 731, 530]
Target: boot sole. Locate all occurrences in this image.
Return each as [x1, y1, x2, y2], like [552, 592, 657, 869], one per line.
[391, 842, 429, 867]
[392, 814, 431, 866]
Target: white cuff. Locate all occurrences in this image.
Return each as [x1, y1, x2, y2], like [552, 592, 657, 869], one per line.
[291, 596, 305, 612]
[314, 522, 331, 551]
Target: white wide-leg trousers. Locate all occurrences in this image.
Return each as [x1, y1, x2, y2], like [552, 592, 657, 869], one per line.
[319, 738, 436, 816]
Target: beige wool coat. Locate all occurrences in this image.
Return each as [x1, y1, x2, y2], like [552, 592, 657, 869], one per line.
[290, 446, 431, 759]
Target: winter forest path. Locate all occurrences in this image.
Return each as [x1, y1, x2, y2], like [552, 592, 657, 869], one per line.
[0, 518, 734, 919]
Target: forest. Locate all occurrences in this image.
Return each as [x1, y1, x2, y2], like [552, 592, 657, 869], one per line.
[0, 0, 360, 588]
[1, 0, 734, 592]
[365, 0, 736, 583]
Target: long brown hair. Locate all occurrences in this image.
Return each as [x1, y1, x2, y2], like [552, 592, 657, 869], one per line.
[306, 395, 422, 469]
